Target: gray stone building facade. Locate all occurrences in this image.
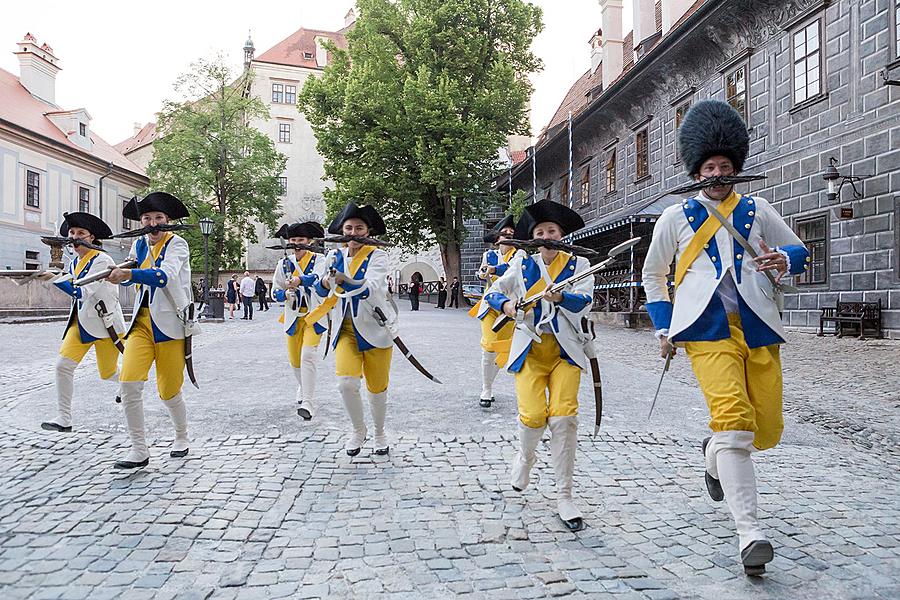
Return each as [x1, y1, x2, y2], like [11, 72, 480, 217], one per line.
[491, 0, 900, 337]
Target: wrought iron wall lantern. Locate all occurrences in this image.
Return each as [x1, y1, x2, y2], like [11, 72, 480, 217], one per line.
[822, 157, 867, 204]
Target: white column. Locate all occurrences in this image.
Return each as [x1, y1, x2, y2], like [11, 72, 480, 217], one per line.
[633, 0, 656, 47]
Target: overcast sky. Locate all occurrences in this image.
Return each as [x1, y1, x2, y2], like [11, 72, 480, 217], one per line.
[0, 1, 632, 146]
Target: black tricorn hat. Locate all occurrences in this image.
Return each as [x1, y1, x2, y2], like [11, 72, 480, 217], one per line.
[123, 192, 190, 221]
[327, 202, 386, 236]
[482, 214, 517, 243]
[678, 99, 749, 176]
[278, 221, 325, 239]
[60, 212, 113, 240]
[514, 199, 585, 239]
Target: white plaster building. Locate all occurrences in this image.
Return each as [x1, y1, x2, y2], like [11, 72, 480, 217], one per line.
[0, 33, 148, 273]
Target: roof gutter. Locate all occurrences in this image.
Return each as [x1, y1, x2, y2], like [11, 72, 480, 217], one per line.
[509, 0, 720, 185]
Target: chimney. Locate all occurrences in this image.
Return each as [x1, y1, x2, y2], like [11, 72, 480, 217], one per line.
[14, 33, 61, 105]
[315, 36, 328, 68]
[599, 0, 624, 90]
[344, 8, 357, 28]
[633, 0, 656, 48]
[589, 29, 603, 74]
[133, 122, 143, 135]
[662, 0, 695, 34]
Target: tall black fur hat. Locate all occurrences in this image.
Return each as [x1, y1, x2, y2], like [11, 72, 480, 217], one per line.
[60, 212, 113, 240]
[327, 202, 386, 236]
[678, 100, 749, 176]
[122, 192, 189, 221]
[277, 221, 325, 239]
[513, 200, 584, 239]
[482, 214, 516, 243]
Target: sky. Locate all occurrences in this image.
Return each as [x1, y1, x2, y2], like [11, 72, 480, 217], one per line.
[0, 0, 632, 146]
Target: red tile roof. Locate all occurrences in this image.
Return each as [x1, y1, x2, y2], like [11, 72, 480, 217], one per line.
[114, 122, 157, 154]
[0, 66, 145, 176]
[255, 27, 349, 69]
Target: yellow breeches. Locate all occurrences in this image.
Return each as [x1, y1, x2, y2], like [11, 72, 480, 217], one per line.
[334, 318, 392, 393]
[59, 319, 120, 380]
[480, 308, 515, 366]
[514, 334, 581, 429]
[120, 309, 185, 400]
[684, 314, 784, 450]
[286, 318, 322, 368]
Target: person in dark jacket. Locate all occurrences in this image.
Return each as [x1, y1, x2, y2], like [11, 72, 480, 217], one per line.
[437, 277, 448, 309]
[449, 277, 460, 308]
[256, 276, 269, 311]
[408, 275, 421, 311]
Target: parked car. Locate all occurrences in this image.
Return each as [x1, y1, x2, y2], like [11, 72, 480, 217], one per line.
[462, 284, 484, 307]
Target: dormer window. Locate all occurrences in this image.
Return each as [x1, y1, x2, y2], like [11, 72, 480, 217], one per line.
[79, 123, 86, 136]
[303, 52, 313, 59]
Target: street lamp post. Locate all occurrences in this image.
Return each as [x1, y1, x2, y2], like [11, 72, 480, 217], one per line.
[199, 217, 214, 319]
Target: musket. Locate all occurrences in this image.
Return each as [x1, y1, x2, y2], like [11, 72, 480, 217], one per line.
[0, 269, 62, 279]
[658, 174, 767, 199]
[317, 235, 394, 247]
[501, 238, 599, 258]
[491, 236, 641, 333]
[265, 242, 323, 252]
[40, 236, 105, 252]
[372, 306, 442, 384]
[112, 224, 194, 239]
[72, 259, 138, 287]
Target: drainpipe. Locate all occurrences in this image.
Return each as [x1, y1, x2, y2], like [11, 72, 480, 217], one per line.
[98, 162, 113, 219]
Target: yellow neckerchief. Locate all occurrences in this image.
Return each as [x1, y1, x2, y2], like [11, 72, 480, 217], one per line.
[470, 246, 520, 318]
[674, 191, 741, 288]
[74, 249, 100, 277]
[524, 251, 571, 298]
[294, 251, 313, 276]
[304, 245, 375, 324]
[139, 232, 174, 269]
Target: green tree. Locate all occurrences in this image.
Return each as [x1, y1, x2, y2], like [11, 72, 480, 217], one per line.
[299, 0, 542, 281]
[147, 57, 287, 281]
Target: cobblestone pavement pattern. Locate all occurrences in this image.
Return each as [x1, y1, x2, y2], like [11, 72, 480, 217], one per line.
[1, 306, 898, 599]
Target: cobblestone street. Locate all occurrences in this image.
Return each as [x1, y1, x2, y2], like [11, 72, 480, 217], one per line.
[1, 306, 898, 599]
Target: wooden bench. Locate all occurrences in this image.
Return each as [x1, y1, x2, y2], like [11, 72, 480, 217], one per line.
[818, 300, 883, 339]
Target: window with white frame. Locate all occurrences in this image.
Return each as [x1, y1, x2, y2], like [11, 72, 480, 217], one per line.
[79, 123, 87, 137]
[26, 170, 40, 208]
[277, 177, 288, 195]
[605, 150, 616, 194]
[725, 64, 748, 122]
[894, 0, 900, 58]
[285, 85, 297, 105]
[793, 19, 823, 104]
[674, 101, 691, 162]
[580, 166, 590, 206]
[78, 187, 90, 213]
[278, 123, 291, 143]
[122, 197, 132, 230]
[272, 83, 284, 104]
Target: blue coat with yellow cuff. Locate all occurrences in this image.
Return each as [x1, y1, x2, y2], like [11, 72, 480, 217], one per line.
[271, 252, 328, 336]
[122, 233, 193, 342]
[642, 192, 810, 348]
[484, 252, 594, 372]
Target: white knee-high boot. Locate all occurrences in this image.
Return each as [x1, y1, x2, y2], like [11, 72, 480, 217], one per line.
[44, 356, 77, 431]
[164, 393, 189, 457]
[338, 376, 367, 454]
[511, 420, 544, 491]
[298, 350, 317, 419]
[292, 366, 303, 405]
[548, 416, 583, 527]
[481, 350, 499, 401]
[368, 390, 388, 454]
[714, 431, 766, 552]
[116, 381, 149, 468]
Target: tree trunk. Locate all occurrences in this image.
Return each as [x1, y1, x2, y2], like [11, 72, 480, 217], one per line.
[439, 241, 462, 287]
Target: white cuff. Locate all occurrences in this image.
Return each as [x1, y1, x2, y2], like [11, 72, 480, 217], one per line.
[776, 247, 791, 274]
[653, 328, 670, 340]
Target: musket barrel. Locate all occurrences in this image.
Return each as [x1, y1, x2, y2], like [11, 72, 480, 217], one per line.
[73, 259, 138, 287]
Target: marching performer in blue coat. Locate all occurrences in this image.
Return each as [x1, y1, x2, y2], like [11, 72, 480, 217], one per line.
[485, 200, 594, 532]
[643, 100, 810, 575]
[43, 212, 125, 432]
[270, 221, 328, 420]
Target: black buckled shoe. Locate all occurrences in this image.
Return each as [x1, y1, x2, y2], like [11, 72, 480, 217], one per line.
[560, 517, 584, 532]
[701, 437, 724, 502]
[741, 540, 774, 576]
[346, 447, 361, 457]
[479, 396, 495, 408]
[374, 447, 389, 456]
[41, 422, 72, 432]
[170, 449, 189, 458]
[297, 407, 312, 421]
[114, 457, 149, 469]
